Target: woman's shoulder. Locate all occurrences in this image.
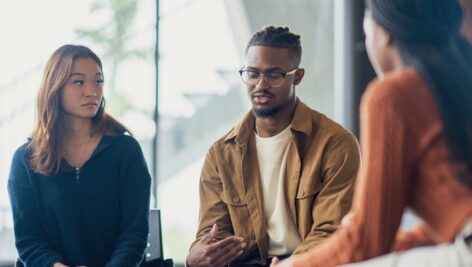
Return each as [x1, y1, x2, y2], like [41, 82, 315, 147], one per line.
[13, 140, 32, 159]
[362, 68, 428, 110]
[11, 140, 33, 169]
[105, 132, 143, 153]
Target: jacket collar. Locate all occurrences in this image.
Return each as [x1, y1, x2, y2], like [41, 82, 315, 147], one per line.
[223, 98, 313, 144]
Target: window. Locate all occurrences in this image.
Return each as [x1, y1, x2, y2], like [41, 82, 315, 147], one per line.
[157, 0, 243, 262]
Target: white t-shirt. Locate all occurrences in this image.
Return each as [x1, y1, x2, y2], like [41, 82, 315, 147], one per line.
[255, 126, 302, 256]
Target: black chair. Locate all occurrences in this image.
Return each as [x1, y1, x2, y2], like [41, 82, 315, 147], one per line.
[143, 209, 173, 267]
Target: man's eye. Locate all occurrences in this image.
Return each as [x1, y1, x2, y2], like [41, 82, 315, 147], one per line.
[266, 72, 283, 79]
[73, 80, 84, 85]
[246, 71, 260, 79]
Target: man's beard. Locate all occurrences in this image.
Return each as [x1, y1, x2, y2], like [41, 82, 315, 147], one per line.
[252, 106, 281, 118]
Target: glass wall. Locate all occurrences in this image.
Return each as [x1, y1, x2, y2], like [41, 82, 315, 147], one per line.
[156, 0, 244, 262]
[0, 0, 156, 261]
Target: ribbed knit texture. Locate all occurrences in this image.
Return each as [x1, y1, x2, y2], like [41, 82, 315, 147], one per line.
[293, 69, 472, 267]
[8, 134, 151, 267]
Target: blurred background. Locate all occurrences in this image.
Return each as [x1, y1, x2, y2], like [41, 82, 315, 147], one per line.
[1, 0, 471, 266]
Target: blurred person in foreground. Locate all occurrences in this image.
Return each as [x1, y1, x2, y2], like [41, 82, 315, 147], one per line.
[272, 0, 472, 266]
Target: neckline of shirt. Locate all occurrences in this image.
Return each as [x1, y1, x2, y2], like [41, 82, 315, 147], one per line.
[255, 125, 292, 144]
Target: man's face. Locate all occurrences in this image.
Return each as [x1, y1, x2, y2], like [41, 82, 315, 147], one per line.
[243, 46, 303, 118]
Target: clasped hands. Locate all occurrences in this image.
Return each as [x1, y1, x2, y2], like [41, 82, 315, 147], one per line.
[186, 224, 247, 267]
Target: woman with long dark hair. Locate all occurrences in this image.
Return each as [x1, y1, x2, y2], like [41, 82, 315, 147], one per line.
[8, 44, 151, 267]
[272, 0, 472, 266]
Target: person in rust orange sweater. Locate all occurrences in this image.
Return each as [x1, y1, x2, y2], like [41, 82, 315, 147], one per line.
[271, 0, 472, 266]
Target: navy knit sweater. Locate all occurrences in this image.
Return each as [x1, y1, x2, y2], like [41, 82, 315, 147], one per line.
[8, 134, 151, 267]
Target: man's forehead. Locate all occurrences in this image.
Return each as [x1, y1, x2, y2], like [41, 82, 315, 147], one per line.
[246, 45, 290, 57]
[245, 46, 293, 68]
[243, 66, 284, 72]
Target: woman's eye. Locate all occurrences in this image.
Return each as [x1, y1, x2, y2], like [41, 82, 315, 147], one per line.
[73, 80, 84, 85]
[96, 79, 104, 85]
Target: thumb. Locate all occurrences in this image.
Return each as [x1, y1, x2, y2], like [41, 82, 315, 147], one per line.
[201, 224, 218, 243]
[271, 257, 280, 266]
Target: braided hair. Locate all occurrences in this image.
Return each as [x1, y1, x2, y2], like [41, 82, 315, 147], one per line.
[246, 25, 302, 67]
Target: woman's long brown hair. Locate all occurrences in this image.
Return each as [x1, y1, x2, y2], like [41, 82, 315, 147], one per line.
[30, 44, 129, 175]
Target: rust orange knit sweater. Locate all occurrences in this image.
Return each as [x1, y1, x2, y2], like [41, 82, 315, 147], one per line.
[293, 69, 472, 267]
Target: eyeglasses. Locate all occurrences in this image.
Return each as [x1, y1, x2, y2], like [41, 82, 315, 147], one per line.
[239, 68, 298, 87]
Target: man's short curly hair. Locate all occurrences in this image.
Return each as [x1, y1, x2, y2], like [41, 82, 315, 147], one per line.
[245, 25, 302, 66]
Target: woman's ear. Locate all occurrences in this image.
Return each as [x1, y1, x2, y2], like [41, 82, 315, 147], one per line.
[293, 68, 305, 85]
[378, 25, 394, 49]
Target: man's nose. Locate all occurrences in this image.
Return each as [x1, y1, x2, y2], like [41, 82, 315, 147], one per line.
[255, 74, 270, 89]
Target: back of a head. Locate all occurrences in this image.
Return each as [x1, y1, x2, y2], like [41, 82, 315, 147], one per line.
[368, 0, 472, 187]
[368, 0, 462, 44]
[246, 25, 302, 67]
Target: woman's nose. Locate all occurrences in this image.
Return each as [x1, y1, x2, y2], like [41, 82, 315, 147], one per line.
[84, 84, 98, 97]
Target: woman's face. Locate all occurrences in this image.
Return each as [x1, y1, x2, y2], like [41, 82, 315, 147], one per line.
[60, 58, 104, 120]
[363, 11, 395, 78]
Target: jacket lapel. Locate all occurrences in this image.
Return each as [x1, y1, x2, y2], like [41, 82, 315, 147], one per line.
[284, 136, 302, 226]
[241, 135, 269, 261]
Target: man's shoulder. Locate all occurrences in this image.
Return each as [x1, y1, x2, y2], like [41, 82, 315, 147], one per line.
[209, 125, 241, 151]
[296, 101, 355, 139]
[317, 112, 354, 138]
[210, 111, 253, 147]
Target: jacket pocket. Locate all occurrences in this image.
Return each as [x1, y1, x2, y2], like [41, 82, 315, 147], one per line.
[221, 189, 247, 206]
[296, 175, 322, 200]
[295, 175, 322, 235]
[220, 190, 252, 236]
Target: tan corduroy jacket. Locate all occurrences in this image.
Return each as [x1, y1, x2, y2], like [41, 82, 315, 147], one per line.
[191, 100, 360, 265]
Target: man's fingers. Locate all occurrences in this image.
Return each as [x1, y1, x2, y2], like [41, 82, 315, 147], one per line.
[208, 237, 246, 266]
[191, 235, 245, 267]
[212, 237, 245, 258]
[201, 224, 218, 244]
[212, 250, 243, 267]
[211, 241, 245, 266]
[209, 235, 243, 251]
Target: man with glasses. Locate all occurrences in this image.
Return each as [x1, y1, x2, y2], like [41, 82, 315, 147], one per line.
[186, 26, 360, 267]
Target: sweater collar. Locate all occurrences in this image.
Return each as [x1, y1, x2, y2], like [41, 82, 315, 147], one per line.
[60, 133, 125, 172]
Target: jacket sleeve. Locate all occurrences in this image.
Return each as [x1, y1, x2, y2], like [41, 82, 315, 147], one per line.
[293, 133, 360, 254]
[190, 144, 233, 249]
[8, 148, 66, 267]
[105, 139, 151, 267]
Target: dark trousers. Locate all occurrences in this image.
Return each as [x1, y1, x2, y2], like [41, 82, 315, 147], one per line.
[229, 255, 289, 267]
